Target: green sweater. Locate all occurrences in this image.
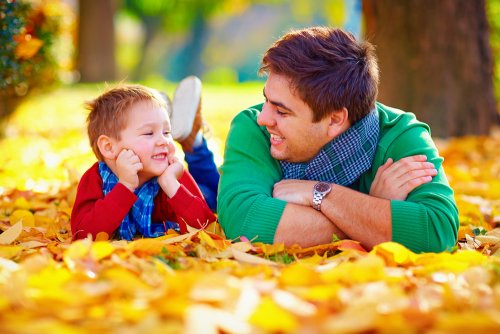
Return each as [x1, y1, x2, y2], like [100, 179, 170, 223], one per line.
[218, 102, 459, 253]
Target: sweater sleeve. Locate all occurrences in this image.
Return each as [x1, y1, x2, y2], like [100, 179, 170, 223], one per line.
[164, 171, 217, 230]
[387, 126, 459, 253]
[218, 107, 287, 243]
[70, 163, 137, 240]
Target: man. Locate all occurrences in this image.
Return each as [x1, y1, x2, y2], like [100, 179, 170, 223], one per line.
[217, 27, 458, 253]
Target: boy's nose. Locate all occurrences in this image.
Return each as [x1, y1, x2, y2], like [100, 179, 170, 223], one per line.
[157, 134, 170, 145]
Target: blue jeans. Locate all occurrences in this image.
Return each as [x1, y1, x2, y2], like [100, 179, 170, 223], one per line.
[184, 138, 219, 212]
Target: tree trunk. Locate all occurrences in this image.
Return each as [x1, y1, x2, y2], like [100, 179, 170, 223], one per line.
[363, 0, 498, 137]
[77, 0, 116, 82]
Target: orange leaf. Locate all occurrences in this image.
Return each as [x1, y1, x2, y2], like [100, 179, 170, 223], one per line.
[336, 240, 368, 253]
[15, 37, 43, 59]
[127, 238, 168, 256]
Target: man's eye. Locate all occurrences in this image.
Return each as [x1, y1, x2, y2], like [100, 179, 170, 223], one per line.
[163, 131, 171, 136]
[276, 109, 287, 116]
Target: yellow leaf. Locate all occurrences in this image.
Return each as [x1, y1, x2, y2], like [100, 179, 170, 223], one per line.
[14, 197, 31, 210]
[10, 209, 35, 227]
[198, 230, 230, 250]
[102, 267, 151, 292]
[280, 262, 321, 286]
[0, 221, 23, 244]
[249, 296, 299, 332]
[198, 230, 219, 249]
[254, 242, 285, 255]
[415, 250, 488, 274]
[372, 242, 418, 266]
[90, 241, 115, 261]
[63, 238, 91, 267]
[321, 254, 386, 284]
[0, 245, 24, 258]
[301, 284, 341, 302]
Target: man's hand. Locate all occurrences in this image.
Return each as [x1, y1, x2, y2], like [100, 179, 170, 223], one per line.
[158, 142, 183, 197]
[116, 149, 143, 192]
[370, 155, 437, 200]
[273, 179, 317, 206]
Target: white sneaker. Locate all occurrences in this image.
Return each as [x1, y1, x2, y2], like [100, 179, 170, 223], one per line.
[171, 76, 202, 141]
[155, 90, 173, 118]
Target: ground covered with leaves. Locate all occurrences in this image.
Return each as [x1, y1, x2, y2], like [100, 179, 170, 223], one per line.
[1, 88, 499, 333]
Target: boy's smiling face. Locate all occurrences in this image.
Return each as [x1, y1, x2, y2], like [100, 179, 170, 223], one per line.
[115, 100, 174, 183]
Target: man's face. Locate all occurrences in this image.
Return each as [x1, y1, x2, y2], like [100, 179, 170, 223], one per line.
[257, 72, 333, 163]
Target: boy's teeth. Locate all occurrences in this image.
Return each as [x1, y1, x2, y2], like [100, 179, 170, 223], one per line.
[271, 134, 283, 140]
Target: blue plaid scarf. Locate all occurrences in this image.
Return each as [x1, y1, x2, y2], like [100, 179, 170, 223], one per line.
[280, 110, 379, 185]
[98, 162, 178, 240]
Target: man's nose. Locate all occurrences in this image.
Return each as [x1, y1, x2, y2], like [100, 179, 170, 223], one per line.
[257, 103, 274, 127]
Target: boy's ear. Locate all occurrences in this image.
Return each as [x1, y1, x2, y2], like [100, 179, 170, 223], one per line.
[97, 135, 118, 160]
[327, 107, 350, 138]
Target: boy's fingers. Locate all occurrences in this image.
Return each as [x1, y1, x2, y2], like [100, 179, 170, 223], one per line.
[134, 162, 143, 171]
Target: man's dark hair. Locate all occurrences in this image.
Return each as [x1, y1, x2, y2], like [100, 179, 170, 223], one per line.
[260, 27, 379, 123]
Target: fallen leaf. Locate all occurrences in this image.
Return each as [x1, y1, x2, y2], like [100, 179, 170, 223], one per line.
[0, 221, 23, 245]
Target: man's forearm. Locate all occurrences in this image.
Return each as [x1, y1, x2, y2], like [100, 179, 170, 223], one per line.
[321, 184, 392, 249]
[274, 203, 347, 247]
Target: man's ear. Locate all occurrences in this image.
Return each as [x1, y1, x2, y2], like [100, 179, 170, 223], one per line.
[327, 107, 350, 138]
[97, 135, 118, 160]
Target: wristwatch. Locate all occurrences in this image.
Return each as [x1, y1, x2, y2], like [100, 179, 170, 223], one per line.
[312, 182, 332, 211]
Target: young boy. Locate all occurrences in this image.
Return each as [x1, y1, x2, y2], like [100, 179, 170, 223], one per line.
[71, 84, 216, 240]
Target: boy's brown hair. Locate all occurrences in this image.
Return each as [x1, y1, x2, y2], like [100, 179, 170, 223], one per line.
[85, 84, 167, 161]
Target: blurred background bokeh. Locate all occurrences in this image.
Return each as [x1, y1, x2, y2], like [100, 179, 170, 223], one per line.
[1, 0, 500, 192]
[2, 0, 500, 134]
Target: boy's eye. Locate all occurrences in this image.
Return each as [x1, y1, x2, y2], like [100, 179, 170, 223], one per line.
[143, 132, 153, 136]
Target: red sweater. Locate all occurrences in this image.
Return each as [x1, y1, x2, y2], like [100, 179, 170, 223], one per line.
[71, 162, 216, 240]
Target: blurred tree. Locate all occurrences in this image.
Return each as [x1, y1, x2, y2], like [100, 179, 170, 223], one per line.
[78, 0, 116, 82]
[364, 0, 498, 137]
[123, 0, 232, 80]
[0, 0, 69, 134]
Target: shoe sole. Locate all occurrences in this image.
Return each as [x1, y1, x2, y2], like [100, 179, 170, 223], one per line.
[171, 76, 202, 141]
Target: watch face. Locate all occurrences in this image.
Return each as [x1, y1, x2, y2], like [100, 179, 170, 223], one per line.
[314, 182, 331, 193]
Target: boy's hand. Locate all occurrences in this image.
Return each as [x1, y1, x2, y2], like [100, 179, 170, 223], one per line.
[158, 144, 184, 197]
[116, 149, 143, 192]
[370, 155, 438, 200]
